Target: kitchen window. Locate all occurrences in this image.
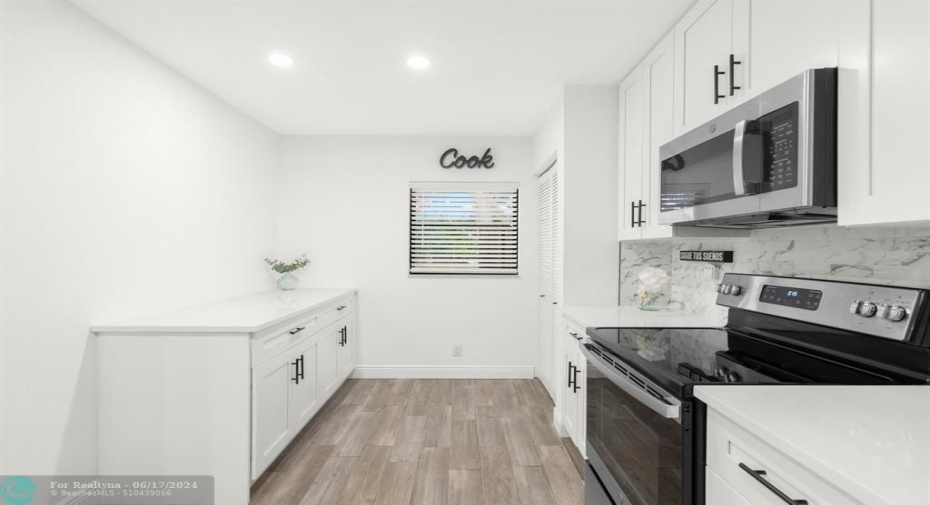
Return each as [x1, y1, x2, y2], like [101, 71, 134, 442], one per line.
[409, 182, 519, 275]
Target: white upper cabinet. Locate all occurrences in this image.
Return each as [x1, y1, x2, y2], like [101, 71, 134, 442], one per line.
[745, 1, 839, 97]
[673, 0, 749, 134]
[839, 0, 930, 226]
[618, 64, 645, 241]
[640, 33, 676, 240]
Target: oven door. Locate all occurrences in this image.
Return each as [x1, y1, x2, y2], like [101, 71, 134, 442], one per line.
[581, 343, 694, 505]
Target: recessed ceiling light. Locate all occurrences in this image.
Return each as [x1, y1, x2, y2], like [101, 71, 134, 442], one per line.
[407, 55, 430, 70]
[268, 53, 294, 68]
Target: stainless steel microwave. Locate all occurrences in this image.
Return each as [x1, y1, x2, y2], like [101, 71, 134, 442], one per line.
[658, 68, 837, 228]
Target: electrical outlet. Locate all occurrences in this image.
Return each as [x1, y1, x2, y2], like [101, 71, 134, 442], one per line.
[452, 344, 463, 357]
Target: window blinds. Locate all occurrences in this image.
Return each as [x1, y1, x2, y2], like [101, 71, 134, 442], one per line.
[409, 182, 519, 275]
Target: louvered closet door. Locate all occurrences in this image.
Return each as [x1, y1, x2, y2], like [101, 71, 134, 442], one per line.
[537, 167, 557, 394]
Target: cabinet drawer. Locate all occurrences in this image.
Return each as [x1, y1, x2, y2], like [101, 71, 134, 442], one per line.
[564, 318, 585, 344]
[252, 313, 323, 367]
[252, 295, 356, 366]
[706, 466, 751, 505]
[706, 408, 863, 505]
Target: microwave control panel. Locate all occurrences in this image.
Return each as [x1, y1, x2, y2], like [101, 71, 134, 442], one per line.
[762, 102, 799, 192]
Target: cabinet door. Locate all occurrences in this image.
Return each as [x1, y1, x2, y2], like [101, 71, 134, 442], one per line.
[706, 467, 752, 505]
[337, 317, 356, 381]
[674, 0, 737, 133]
[289, 338, 319, 431]
[318, 325, 341, 400]
[562, 342, 579, 439]
[251, 351, 295, 478]
[618, 64, 645, 241]
[570, 348, 586, 455]
[641, 32, 676, 240]
[839, 0, 930, 226]
[746, 0, 838, 97]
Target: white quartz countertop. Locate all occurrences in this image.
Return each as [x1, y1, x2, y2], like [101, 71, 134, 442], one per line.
[91, 288, 357, 334]
[695, 385, 930, 505]
[561, 305, 726, 330]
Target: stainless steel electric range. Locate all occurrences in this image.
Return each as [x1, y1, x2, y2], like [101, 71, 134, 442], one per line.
[583, 273, 930, 505]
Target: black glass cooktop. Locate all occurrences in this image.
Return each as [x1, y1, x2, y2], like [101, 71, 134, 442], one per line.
[587, 327, 731, 395]
[587, 324, 910, 398]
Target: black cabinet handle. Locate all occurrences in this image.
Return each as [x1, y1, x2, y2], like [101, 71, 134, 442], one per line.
[289, 326, 305, 335]
[336, 305, 347, 311]
[339, 326, 347, 346]
[738, 463, 808, 505]
[568, 362, 575, 388]
[637, 199, 645, 226]
[714, 64, 726, 104]
[572, 365, 581, 393]
[292, 359, 300, 384]
[729, 54, 741, 96]
[630, 201, 636, 228]
[298, 354, 305, 380]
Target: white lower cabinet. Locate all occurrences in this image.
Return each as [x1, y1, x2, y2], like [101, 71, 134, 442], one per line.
[706, 467, 752, 505]
[337, 317, 356, 381]
[317, 323, 341, 400]
[250, 303, 357, 480]
[251, 350, 296, 478]
[706, 407, 864, 505]
[289, 338, 319, 433]
[559, 317, 586, 454]
[95, 289, 358, 505]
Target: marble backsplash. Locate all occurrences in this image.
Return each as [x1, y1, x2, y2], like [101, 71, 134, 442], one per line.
[620, 224, 930, 318]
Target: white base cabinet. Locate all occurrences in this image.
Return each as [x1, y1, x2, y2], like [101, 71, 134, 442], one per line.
[558, 315, 586, 455]
[705, 407, 865, 505]
[95, 288, 358, 505]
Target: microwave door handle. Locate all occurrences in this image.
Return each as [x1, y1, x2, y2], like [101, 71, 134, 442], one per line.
[733, 119, 749, 196]
[733, 119, 765, 196]
[579, 345, 681, 419]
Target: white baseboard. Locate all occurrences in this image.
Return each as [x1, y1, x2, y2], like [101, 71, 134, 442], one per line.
[351, 365, 535, 379]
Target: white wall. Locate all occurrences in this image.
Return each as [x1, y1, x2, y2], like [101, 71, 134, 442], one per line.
[532, 86, 619, 307]
[275, 136, 537, 376]
[562, 85, 619, 306]
[0, 0, 279, 474]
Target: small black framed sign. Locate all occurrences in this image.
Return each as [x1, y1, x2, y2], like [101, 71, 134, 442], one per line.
[679, 250, 734, 263]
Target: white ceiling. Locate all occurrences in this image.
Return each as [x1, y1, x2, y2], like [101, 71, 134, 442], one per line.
[71, 0, 694, 136]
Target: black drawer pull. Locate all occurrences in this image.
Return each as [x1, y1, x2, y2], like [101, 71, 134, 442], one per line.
[637, 199, 645, 226]
[630, 201, 636, 228]
[572, 365, 581, 393]
[568, 362, 575, 388]
[289, 326, 305, 335]
[336, 305, 347, 311]
[738, 463, 808, 505]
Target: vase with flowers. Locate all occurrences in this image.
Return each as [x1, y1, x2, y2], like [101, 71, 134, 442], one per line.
[633, 266, 670, 311]
[264, 255, 310, 290]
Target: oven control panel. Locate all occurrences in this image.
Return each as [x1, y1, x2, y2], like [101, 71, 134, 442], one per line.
[716, 273, 928, 343]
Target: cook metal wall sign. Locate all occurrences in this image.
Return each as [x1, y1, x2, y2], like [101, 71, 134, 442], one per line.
[440, 148, 494, 169]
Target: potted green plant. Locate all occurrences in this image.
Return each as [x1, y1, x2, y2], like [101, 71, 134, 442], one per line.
[264, 255, 310, 290]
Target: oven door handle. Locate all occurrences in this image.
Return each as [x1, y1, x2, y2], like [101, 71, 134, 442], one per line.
[580, 345, 681, 419]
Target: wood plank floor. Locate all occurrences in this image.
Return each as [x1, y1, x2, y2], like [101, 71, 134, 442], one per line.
[251, 379, 585, 505]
